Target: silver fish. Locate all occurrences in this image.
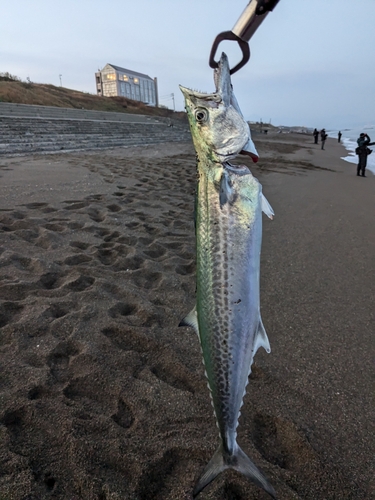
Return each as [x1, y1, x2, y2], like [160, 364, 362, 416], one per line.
[179, 53, 276, 498]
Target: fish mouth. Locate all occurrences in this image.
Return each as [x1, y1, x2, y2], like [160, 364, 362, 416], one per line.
[217, 149, 258, 163]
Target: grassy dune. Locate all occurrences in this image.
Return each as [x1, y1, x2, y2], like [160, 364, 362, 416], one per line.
[0, 78, 186, 121]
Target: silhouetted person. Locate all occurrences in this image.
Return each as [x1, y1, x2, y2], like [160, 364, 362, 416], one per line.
[356, 133, 371, 176]
[313, 128, 319, 144]
[338, 131, 342, 143]
[320, 129, 327, 150]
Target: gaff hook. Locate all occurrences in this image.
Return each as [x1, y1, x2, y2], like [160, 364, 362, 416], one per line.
[209, 0, 281, 75]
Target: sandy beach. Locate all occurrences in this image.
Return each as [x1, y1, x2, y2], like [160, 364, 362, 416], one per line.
[0, 133, 374, 499]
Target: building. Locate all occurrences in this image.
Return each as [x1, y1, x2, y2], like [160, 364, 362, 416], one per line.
[95, 64, 158, 107]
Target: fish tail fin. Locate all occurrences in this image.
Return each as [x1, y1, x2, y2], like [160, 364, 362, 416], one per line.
[193, 444, 276, 498]
[233, 445, 277, 498]
[193, 445, 227, 497]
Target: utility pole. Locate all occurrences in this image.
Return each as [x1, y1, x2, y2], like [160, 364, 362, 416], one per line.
[172, 93, 175, 112]
[59, 74, 62, 87]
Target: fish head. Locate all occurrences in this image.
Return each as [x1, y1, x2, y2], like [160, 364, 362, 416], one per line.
[180, 53, 258, 164]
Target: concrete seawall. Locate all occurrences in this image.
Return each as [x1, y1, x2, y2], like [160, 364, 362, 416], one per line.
[0, 103, 190, 155]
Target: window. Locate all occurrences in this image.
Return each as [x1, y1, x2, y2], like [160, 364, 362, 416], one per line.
[103, 82, 117, 96]
[122, 75, 128, 81]
[133, 77, 139, 84]
[105, 73, 116, 80]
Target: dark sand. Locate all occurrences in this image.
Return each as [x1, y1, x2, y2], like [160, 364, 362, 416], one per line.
[0, 134, 374, 499]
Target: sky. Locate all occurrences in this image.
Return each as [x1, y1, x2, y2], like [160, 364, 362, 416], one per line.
[1, 0, 375, 129]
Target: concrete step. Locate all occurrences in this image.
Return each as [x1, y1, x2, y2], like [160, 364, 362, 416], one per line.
[0, 111, 191, 156]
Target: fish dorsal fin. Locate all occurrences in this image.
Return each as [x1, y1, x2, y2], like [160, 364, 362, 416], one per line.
[179, 306, 199, 335]
[253, 317, 271, 354]
[220, 170, 236, 208]
[261, 194, 274, 220]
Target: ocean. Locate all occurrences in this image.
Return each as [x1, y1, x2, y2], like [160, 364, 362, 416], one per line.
[327, 126, 375, 175]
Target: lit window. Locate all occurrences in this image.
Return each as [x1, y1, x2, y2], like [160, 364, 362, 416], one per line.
[134, 77, 139, 84]
[123, 75, 128, 81]
[106, 73, 116, 80]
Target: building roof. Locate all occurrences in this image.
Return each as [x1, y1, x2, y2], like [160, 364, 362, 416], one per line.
[106, 64, 154, 81]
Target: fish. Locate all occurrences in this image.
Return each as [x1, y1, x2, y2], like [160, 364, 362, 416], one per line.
[179, 53, 276, 498]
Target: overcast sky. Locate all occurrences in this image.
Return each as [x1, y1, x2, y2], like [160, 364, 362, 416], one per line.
[2, 0, 375, 129]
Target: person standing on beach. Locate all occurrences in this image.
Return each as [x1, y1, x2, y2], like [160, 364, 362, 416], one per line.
[356, 133, 371, 177]
[313, 128, 319, 144]
[338, 131, 342, 143]
[320, 129, 327, 150]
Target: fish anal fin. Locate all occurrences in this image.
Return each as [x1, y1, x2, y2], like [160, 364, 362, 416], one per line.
[179, 306, 199, 335]
[254, 317, 271, 354]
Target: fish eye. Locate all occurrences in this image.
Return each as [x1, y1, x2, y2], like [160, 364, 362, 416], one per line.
[195, 108, 208, 123]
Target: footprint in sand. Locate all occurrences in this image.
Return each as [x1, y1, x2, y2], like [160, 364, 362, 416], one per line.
[44, 302, 70, 320]
[0, 301, 24, 328]
[106, 204, 122, 213]
[47, 340, 82, 383]
[175, 261, 196, 276]
[143, 244, 166, 260]
[130, 269, 162, 290]
[63, 375, 113, 414]
[135, 448, 204, 500]
[102, 325, 152, 352]
[252, 413, 316, 470]
[69, 241, 91, 250]
[149, 361, 196, 394]
[39, 271, 66, 290]
[111, 398, 134, 429]
[108, 302, 138, 319]
[66, 275, 95, 292]
[87, 208, 106, 223]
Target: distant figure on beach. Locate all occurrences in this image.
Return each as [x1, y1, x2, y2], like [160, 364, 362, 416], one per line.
[313, 128, 319, 144]
[356, 133, 372, 177]
[320, 129, 327, 150]
[338, 131, 342, 143]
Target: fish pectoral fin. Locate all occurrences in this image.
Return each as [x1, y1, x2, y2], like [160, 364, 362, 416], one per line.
[220, 170, 236, 208]
[193, 444, 276, 499]
[254, 318, 271, 354]
[261, 194, 274, 220]
[178, 306, 199, 335]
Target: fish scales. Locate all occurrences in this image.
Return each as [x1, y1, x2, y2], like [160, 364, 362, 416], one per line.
[179, 53, 276, 498]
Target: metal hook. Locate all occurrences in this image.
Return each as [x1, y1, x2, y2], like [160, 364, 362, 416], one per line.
[209, 31, 250, 75]
[209, 0, 280, 75]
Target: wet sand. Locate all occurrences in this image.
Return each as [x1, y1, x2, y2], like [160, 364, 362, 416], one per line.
[0, 134, 374, 499]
